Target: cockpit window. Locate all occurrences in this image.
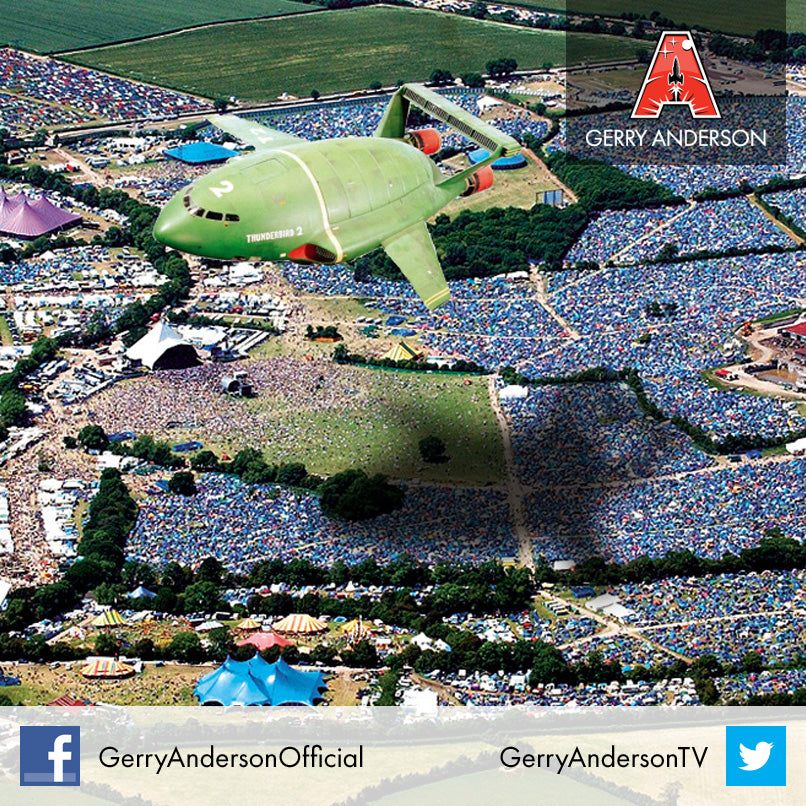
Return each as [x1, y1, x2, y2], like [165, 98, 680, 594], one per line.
[183, 187, 239, 222]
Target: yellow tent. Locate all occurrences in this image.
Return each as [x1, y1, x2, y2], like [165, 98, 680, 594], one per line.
[381, 341, 420, 362]
[237, 618, 261, 631]
[272, 613, 327, 634]
[91, 610, 126, 628]
[339, 618, 370, 634]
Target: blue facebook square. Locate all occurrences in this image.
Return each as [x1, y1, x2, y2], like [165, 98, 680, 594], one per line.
[726, 725, 786, 787]
[19, 726, 80, 786]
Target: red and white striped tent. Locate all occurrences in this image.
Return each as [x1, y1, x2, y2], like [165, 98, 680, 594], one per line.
[80, 659, 135, 679]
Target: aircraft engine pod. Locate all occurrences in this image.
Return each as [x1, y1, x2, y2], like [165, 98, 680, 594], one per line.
[406, 128, 442, 155]
[460, 165, 494, 196]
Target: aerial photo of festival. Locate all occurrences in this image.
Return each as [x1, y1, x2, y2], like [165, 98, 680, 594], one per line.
[1, 0, 806, 714]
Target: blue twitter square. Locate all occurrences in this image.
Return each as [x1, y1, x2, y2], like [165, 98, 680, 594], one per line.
[726, 726, 786, 786]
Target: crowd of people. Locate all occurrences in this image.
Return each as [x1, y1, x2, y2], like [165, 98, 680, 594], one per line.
[127, 472, 513, 570]
[525, 459, 806, 564]
[561, 633, 673, 671]
[502, 382, 713, 489]
[564, 206, 680, 266]
[612, 569, 806, 628]
[622, 198, 791, 263]
[243, 90, 548, 148]
[718, 669, 806, 702]
[0, 48, 207, 132]
[760, 187, 806, 228]
[647, 612, 806, 666]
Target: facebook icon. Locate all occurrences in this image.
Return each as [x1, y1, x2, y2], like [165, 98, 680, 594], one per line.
[19, 726, 80, 786]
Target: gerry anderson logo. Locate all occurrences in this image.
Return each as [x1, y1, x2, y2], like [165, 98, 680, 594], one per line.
[632, 31, 720, 119]
[582, 28, 769, 152]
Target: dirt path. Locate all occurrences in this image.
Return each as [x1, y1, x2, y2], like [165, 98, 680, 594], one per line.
[487, 374, 533, 569]
[748, 193, 805, 245]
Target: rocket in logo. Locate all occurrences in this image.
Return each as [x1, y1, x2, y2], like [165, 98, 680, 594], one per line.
[632, 31, 720, 119]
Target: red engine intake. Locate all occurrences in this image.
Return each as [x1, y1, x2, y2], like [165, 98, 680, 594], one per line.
[461, 165, 494, 197]
[407, 128, 442, 155]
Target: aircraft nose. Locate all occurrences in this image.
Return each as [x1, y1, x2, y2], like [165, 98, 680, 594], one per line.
[153, 194, 188, 248]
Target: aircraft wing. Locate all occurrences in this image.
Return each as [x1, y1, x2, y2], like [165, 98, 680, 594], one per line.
[382, 222, 451, 310]
[208, 114, 304, 149]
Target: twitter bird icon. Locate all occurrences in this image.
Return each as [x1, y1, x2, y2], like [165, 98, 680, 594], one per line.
[727, 726, 786, 786]
[739, 741, 773, 771]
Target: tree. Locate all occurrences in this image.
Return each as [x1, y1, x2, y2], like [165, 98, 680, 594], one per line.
[430, 69, 453, 86]
[276, 462, 308, 487]
[153, 587, 177, 613]
[418, 435, 447, 463]
[168, 471, 197, 496]
[196, 557, 223, 585]
[486, 58, 518, 79]
[741, 650, 764, 673]
[183, 581, 220, 614]
[78, 424, 108, 452]
[168, 631, 204, 663]
[191, 450, 219, 471]
[528, 642, 572, 686]
[95, 632, 119, 656]
[214, 97, 229, 113]
[342, 640, 379, 668]
[311, 89, 321, 101]
[0, 389, 26, 427]
[461, 73, 486, 89]
[206, 626, 233, 660]
[319, 469, 404, 521]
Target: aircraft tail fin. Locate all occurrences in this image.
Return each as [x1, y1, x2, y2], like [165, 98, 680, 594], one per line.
[376, 83, 521, 157]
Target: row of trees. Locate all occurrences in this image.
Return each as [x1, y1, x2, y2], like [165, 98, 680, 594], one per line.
[332, 342, 485, 374]
[359, 204, 588, 281]
[501, 361, 806, 458]
[545, 153, 682, 211]
[1, 469, 138, 631]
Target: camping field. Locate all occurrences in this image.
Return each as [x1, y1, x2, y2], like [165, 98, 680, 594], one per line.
[67, 7, 635, 102]
[520, 0, 792, 36]
[0, 0, 315, 53]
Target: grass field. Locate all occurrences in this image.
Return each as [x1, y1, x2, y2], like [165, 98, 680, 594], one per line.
[92, 358, 506, 485]
[519, 0, 794, 36]
[0, 0, 314, 53]
[69, 7, 635, 101]
[439, 154, 559, 217]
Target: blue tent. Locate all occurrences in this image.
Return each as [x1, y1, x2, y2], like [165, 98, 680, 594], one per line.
[164, 143, 238, 165]
[467, 148, 527, 170]
[127, 585, 156, 599]
[194, 654, 327, 706]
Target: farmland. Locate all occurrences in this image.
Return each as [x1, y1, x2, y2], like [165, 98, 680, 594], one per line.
[68, 7, 635, 102]
[0, 0, 314, 54]
[520, 0, 792, 37]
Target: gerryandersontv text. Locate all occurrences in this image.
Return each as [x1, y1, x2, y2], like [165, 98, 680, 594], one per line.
[99, 745, 363, 773]
[500, 745, 708, 774]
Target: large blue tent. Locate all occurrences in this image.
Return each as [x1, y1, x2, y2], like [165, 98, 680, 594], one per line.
[467, 148, 527, 170]
[164, 142, 238, 165]
[194, 654, 327, 706]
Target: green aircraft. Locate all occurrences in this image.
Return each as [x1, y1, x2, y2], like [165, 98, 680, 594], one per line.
[154, 84, 521, 310]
